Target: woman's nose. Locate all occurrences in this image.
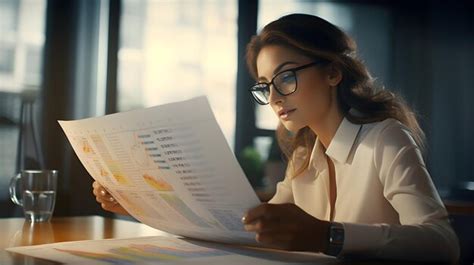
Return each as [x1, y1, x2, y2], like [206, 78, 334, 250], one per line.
[268, 84, 284, 105]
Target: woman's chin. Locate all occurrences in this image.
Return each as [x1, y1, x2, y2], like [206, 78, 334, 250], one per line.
[281, 121, 304, 133]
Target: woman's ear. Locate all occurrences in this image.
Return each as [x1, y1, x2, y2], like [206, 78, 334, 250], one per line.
[326, 63, 343, 87]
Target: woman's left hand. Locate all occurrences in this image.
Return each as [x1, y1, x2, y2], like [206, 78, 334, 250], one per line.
[242, 203, 330, 252]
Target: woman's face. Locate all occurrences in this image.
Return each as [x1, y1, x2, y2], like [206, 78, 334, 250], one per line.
[256, 45, 338, 132]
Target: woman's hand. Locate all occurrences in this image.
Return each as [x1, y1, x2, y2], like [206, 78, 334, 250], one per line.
[92, 181, 130, 216]
[242, 203, 330, 252]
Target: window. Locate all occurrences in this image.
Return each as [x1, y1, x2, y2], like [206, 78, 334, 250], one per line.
[118, 0, 238, 147]
[0, 0, 47, 91]
[0, 0, 47, 207]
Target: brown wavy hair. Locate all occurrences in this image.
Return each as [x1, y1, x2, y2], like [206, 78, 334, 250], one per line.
[246, 14, 425, 178]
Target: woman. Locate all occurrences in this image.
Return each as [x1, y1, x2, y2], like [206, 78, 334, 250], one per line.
[93, 14, 459, 262]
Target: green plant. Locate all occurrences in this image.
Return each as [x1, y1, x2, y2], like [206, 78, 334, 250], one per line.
[238, 146, 264, 188]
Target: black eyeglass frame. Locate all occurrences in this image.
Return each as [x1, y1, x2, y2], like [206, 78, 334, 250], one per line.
[248, 61, 324, 105]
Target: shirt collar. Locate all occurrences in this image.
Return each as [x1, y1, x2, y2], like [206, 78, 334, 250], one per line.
[308, 137, 327, 173]
[325, 117, 362, 164]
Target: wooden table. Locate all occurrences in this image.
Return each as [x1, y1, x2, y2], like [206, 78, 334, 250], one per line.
[0, 216, 452, 265]
[0, 216, 169, 265]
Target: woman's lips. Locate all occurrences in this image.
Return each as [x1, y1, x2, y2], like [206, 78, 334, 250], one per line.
[279, 109, 296, 120]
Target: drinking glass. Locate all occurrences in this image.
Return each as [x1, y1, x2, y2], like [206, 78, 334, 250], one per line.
[10, 170, 58, 222]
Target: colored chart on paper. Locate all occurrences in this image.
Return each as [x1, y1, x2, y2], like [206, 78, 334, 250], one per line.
[115, 191, 146, 216]
[7, 235, 335, 265]
[55, 243, 229, 265]
[160, 194, 211, 228]
[209, 208, 246, 231]
[58, 97, 262, 245]
[143, 174, 173, 191]
[90, 134, 129, 185]
[106, 161, 128, 185]
[81, 138, 94, 154]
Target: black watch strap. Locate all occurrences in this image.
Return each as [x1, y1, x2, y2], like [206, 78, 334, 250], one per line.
[325, 222, 345, 256]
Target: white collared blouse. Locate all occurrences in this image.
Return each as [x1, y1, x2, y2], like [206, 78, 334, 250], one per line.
[269, 117, 459, 262]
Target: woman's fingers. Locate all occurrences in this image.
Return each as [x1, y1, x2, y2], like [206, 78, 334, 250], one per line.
[242, 203, 284, 224]
[242, 203, 329, 252]
[101, 201, 120, 211]
[91, 181, 130, 216]
[92, 181, 116, 203]
[244, 216, 292, 233]
[102, 201, 130, 215]
[92, 181, 125, 212]
[255, 231, 293, 248]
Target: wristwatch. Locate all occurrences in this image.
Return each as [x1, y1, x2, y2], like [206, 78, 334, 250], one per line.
[325, 222, 345, 256]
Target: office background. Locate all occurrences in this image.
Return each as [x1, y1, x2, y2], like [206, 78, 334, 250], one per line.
[0, 0, 473, 217]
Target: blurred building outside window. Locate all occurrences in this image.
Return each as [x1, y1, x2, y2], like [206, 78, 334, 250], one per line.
[0, 0, 46, 204]
[0, 0, 45, 91]
[118, 0, 238, 148]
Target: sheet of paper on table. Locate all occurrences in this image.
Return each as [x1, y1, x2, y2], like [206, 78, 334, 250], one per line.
[58, 96, 261, 245]
[7, 236, 336, 265]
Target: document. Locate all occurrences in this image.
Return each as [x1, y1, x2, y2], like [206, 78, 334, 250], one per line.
[58, 96, 261, 245]
[7, 236, 335, 265]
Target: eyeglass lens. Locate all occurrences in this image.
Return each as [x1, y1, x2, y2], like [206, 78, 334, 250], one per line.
[251, 70, 297, 104]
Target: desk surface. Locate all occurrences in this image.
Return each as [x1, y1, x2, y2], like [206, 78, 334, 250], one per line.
[0, 216, 168, 265]
[0, 216, 450, 265]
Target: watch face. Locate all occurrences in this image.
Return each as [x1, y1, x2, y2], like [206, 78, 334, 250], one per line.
[332, 229, 344, 243]
[330, 226, 344, 244]
[326, 223, 344, 256]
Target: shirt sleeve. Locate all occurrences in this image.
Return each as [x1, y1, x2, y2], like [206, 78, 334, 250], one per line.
[340, 120, 460, 262]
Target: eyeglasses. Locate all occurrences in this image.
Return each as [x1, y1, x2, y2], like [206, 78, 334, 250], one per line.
[248, 61, 323, 105]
